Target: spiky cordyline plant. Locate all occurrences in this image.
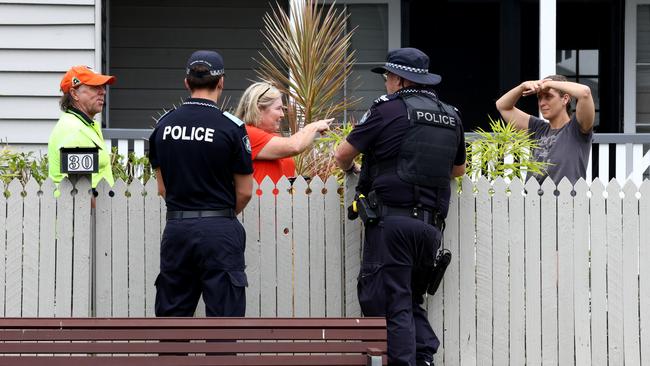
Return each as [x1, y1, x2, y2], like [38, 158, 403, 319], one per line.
[465, 116, 550, 182]
[256, 0, 360, 177]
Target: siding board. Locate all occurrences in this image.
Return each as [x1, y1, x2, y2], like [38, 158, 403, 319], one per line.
[0, 120, 57, 143]
[0, 50, 95, 71]
[0, 72, 64, 96]
[0, 25, 94, 49]
[0, 1, 97, 143]
[0, 96, 60, 119]
[0, 0, 93, 4]
[0, 4, 93, 24]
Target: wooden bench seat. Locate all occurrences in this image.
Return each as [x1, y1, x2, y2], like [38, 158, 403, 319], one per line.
[0, 317, 387, 366]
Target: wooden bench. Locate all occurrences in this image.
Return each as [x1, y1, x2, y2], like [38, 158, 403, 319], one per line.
[0, 317, 387, 365]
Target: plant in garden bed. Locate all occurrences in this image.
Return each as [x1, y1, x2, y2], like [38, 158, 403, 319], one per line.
[256, 0, 360, 178]
[110, 147, 153, 184]
[1, 144, 152, 188]
[300, 121, 363, 183]
[465, 116, 549, 183]
[0, 145, 48, 186]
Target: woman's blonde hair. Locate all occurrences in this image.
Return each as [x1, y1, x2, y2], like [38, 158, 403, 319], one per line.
[235, 82, 282, 127]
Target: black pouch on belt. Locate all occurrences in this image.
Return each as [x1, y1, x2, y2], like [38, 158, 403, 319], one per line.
[427, 249, 452, 295]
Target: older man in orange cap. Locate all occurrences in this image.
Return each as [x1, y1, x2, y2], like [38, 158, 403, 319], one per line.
[48, 65, 116, 188]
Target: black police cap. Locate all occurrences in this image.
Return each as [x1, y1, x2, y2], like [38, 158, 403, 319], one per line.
[186, 50, 225, 78]
[371, 48, 441, 85]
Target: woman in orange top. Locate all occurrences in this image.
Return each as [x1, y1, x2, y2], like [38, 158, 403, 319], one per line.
[235, 82, 332, 183]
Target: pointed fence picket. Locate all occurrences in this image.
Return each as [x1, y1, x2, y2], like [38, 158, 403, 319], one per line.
[557, 178, 575, 366]
[458, 176, 476, 366]
[591, 179, 608, 366]
[275, 177, 293, 318]
[1, 176, 650, 365]
[437, 179, 459, 366]
[38, 179, 56, 317]
[475, 177, 493, 365]
[293, 177, 311, 317]
[243, 182, 260, 317]
[143, 179, 163, 317]
[640, 181, 650, 365]
[508, 178, 525, 366]
[324, 176, 343, 317]
[0, 181, 5, 316]
[607, 180, 625, 366]
[574, 179, 592, 366]
[622, 181, 641, 366]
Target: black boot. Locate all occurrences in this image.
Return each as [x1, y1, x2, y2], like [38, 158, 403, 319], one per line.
[416, 360, 433, 366]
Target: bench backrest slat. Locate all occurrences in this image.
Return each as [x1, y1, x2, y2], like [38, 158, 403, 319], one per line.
[0, 317, 387, 365]
[0, 317, 387, 329]
[0, 328, 386, 341]
[0, 355, 372, 366]
[0, 341, 388, 354]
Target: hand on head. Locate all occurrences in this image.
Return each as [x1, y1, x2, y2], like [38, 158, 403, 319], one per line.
[521, 80, 543, 96]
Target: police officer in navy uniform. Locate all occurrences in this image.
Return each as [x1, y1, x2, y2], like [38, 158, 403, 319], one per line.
[335, 48, 466, 366]
[149, 50, 254, 317]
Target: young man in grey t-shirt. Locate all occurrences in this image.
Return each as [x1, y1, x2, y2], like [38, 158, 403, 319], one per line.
[496, 75, 595, 184]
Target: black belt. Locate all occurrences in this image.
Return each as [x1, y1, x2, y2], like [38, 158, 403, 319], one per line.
[166, 209, 235, 220]
[380, 206, 445, 230]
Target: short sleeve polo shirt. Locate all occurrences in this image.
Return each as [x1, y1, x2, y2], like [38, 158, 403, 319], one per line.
[149, 98, 253, 211]
[346, 91, 465, 216]
[245, 125, 296, 183]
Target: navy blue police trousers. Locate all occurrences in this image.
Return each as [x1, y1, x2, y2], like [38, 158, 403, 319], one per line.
[358, 216, 441, 366]
[155, 216, 248, 317]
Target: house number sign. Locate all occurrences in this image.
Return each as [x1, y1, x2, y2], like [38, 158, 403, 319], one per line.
[60, 147, 99, 174]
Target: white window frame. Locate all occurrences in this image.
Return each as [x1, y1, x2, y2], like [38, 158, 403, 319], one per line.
[539, 0, 556, 79]
[624, 0, 650, 133]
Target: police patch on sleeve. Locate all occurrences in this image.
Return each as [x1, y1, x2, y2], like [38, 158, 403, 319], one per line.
[373, 95, 390, 104]
[357, 109, 372, 125]
[242, 135, 252, 154]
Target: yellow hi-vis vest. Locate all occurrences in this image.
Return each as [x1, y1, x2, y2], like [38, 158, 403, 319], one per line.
[48, 110, 114, 188]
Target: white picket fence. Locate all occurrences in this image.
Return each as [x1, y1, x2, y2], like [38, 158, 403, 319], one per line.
[1, 175, 649, 366]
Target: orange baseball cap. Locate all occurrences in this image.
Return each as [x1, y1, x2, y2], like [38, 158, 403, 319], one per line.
[60, 65, 116, 93]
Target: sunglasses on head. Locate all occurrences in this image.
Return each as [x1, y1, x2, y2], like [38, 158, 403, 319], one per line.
[258, 86, 271, 102]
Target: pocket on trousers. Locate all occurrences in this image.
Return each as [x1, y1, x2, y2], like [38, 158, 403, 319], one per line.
[227, 271, 248, 288]
[357, 263, 384, 315]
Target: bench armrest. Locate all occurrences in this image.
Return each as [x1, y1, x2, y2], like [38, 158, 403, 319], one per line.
[366, 347, 384, 366]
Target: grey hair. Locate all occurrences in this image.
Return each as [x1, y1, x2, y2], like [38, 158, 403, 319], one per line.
[59, 92, 74, 111]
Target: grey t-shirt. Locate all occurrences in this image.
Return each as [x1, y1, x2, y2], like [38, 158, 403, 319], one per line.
[528, 115, 593, 184]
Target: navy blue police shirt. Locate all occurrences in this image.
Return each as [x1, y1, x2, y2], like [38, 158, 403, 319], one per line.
[346, 88, 466, 218]
[148, 98, 253, 211]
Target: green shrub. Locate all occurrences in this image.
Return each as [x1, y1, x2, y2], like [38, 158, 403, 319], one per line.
[465, 116, 549, 182]
[0, 146, 48, 185]
[110, 147, 153, 184]
[0, 144, 152, 186]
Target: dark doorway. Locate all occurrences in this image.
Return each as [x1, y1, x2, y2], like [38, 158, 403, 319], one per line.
[405, 0, 623, 133]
